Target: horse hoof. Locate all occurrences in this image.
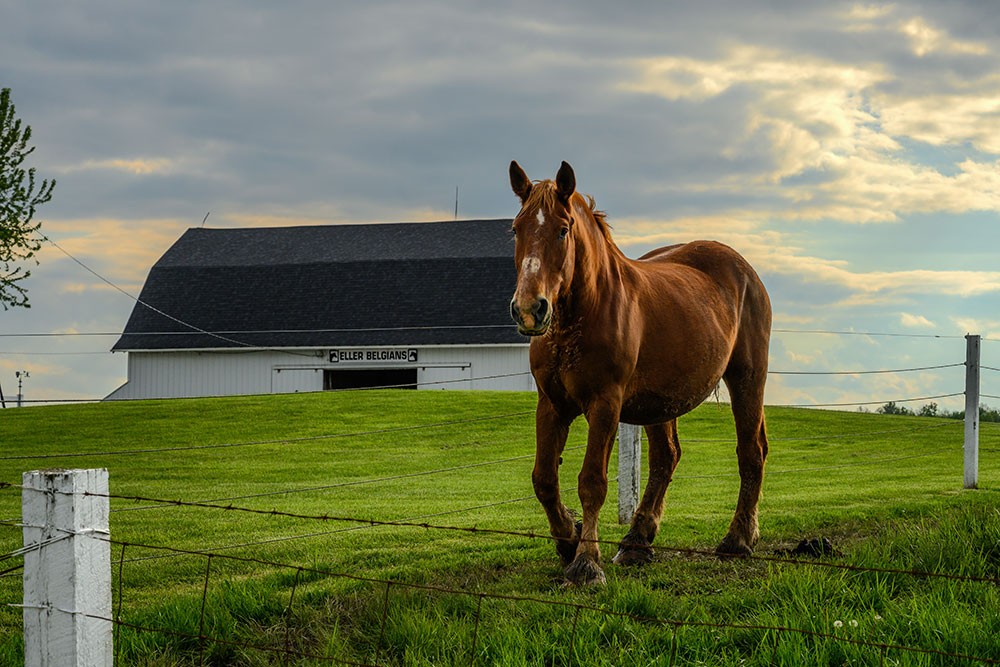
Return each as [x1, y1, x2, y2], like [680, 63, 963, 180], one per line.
[556, 521, 583, 567]
[613, 529, 653, 566]
[715, 535, 752, 560]
[612, 545, 653, 566]
[564, 554, 606, 587]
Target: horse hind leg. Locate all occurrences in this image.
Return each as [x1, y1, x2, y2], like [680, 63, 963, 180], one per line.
[716, 366, 769, 557]
[613, 420, 681, 566]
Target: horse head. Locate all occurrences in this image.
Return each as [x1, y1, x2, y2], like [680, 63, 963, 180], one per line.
[508, 160, 580, 336]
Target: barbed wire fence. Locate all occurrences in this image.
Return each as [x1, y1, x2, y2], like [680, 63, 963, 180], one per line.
[3, 473, 999, 665]
[0, 333, 997, 664]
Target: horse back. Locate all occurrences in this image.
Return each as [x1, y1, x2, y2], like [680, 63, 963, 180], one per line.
[629, 240, 771, 373]
[634, 240, 765, 303]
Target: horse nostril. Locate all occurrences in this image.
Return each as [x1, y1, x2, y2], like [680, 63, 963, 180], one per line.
[510, 300, 520, 323]
[534, 297, 549, 321]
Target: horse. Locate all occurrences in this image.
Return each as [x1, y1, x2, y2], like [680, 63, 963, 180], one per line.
[508, 161, 772, 586]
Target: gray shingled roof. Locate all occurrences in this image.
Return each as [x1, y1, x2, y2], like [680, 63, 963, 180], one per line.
[112, 219, 525, 350]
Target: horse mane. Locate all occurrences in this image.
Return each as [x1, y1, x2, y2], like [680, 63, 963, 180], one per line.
[525, 180, 614, 245]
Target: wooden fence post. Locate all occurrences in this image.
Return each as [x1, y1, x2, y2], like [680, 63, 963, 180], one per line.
[22, 468, 112, 667]
[964, 335, 980, 489]
[617, 423, 641, 524]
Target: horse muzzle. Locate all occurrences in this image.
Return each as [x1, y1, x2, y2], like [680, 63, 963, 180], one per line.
[511, 296, 551, 336]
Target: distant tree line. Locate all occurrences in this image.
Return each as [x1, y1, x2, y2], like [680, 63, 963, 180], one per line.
[861, 401, 1000, 423]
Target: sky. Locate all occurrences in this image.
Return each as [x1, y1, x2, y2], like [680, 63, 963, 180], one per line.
[1, 0, 999, 411]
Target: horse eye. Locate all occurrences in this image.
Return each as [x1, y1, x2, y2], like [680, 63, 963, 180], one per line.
[559, 227, 569, 240]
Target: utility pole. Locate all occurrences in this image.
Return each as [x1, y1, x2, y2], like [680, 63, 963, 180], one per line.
[15, 370, 28, 408]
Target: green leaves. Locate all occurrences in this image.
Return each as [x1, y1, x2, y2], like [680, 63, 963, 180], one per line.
[0, 87, 55, 310]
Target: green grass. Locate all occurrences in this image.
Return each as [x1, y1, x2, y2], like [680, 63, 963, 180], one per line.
[1, 390, 998, 665]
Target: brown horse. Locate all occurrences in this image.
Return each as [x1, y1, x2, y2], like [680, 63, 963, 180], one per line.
[508, 161, 772, 586]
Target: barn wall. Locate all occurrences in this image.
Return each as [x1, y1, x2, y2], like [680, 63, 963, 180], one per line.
[105, 345, 532, 400]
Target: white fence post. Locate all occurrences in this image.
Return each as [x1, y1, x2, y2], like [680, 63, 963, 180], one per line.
[617, 423, 641, 524]
[964, 335, 980, 489]
[22, 468, 112, 667]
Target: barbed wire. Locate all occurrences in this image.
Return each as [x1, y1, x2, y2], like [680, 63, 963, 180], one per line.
[20, 533, 996, 664]
[16, 556, 999, 666]
[13, 485, 989, 586]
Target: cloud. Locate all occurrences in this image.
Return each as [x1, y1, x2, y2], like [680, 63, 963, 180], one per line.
[874, 90, 1000, 153]
[898, 16, 989, 57]
[900, 312, 934, 327]
[616, 215, 1000, 298]
[68, 158, 176, 175]
[621, 39, 1000, 223]
[845, 3, 897, 22]
[951, 316, 1000, 339]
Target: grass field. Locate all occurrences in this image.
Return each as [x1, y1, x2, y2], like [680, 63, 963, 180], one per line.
[1, 390, 998, 665]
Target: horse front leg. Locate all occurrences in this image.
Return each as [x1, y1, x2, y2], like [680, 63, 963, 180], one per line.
[532, 397, 578, 567]
[613, 419, 681, 566]
[564, 396, 620, 586]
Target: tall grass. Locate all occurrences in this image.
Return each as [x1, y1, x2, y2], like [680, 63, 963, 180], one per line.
[1, 391, 997, 664]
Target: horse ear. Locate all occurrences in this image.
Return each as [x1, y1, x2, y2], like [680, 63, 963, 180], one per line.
[509, 161, 532, 204]
[555, 161, 575, 203]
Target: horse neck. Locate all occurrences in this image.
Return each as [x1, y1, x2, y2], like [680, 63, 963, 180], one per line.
[560, 206, 626, 321]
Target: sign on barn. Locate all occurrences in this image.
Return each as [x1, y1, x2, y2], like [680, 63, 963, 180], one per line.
[329, 348, 419, 364]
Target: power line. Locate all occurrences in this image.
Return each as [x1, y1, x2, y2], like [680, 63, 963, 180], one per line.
[768, 362, 964, 375]
[0, 325, 982, 339]
[0, 351, 113, 355]
[0, 325, 513, 338]
[775, 392, 964, 408]
[36, 235, 365, 360]
[40, 235, 263, 351]
[6, 370, 534, 405]
[772, 328, 965, 340]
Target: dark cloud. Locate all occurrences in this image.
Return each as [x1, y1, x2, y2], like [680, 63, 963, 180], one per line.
[2, 0, 998, 402]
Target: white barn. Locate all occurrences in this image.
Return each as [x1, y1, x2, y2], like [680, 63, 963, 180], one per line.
[107, 219, 532, 400]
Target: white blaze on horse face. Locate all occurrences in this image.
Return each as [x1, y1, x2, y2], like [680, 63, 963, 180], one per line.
[536, 210, 545, 226]
[521, 256, 541, 276]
